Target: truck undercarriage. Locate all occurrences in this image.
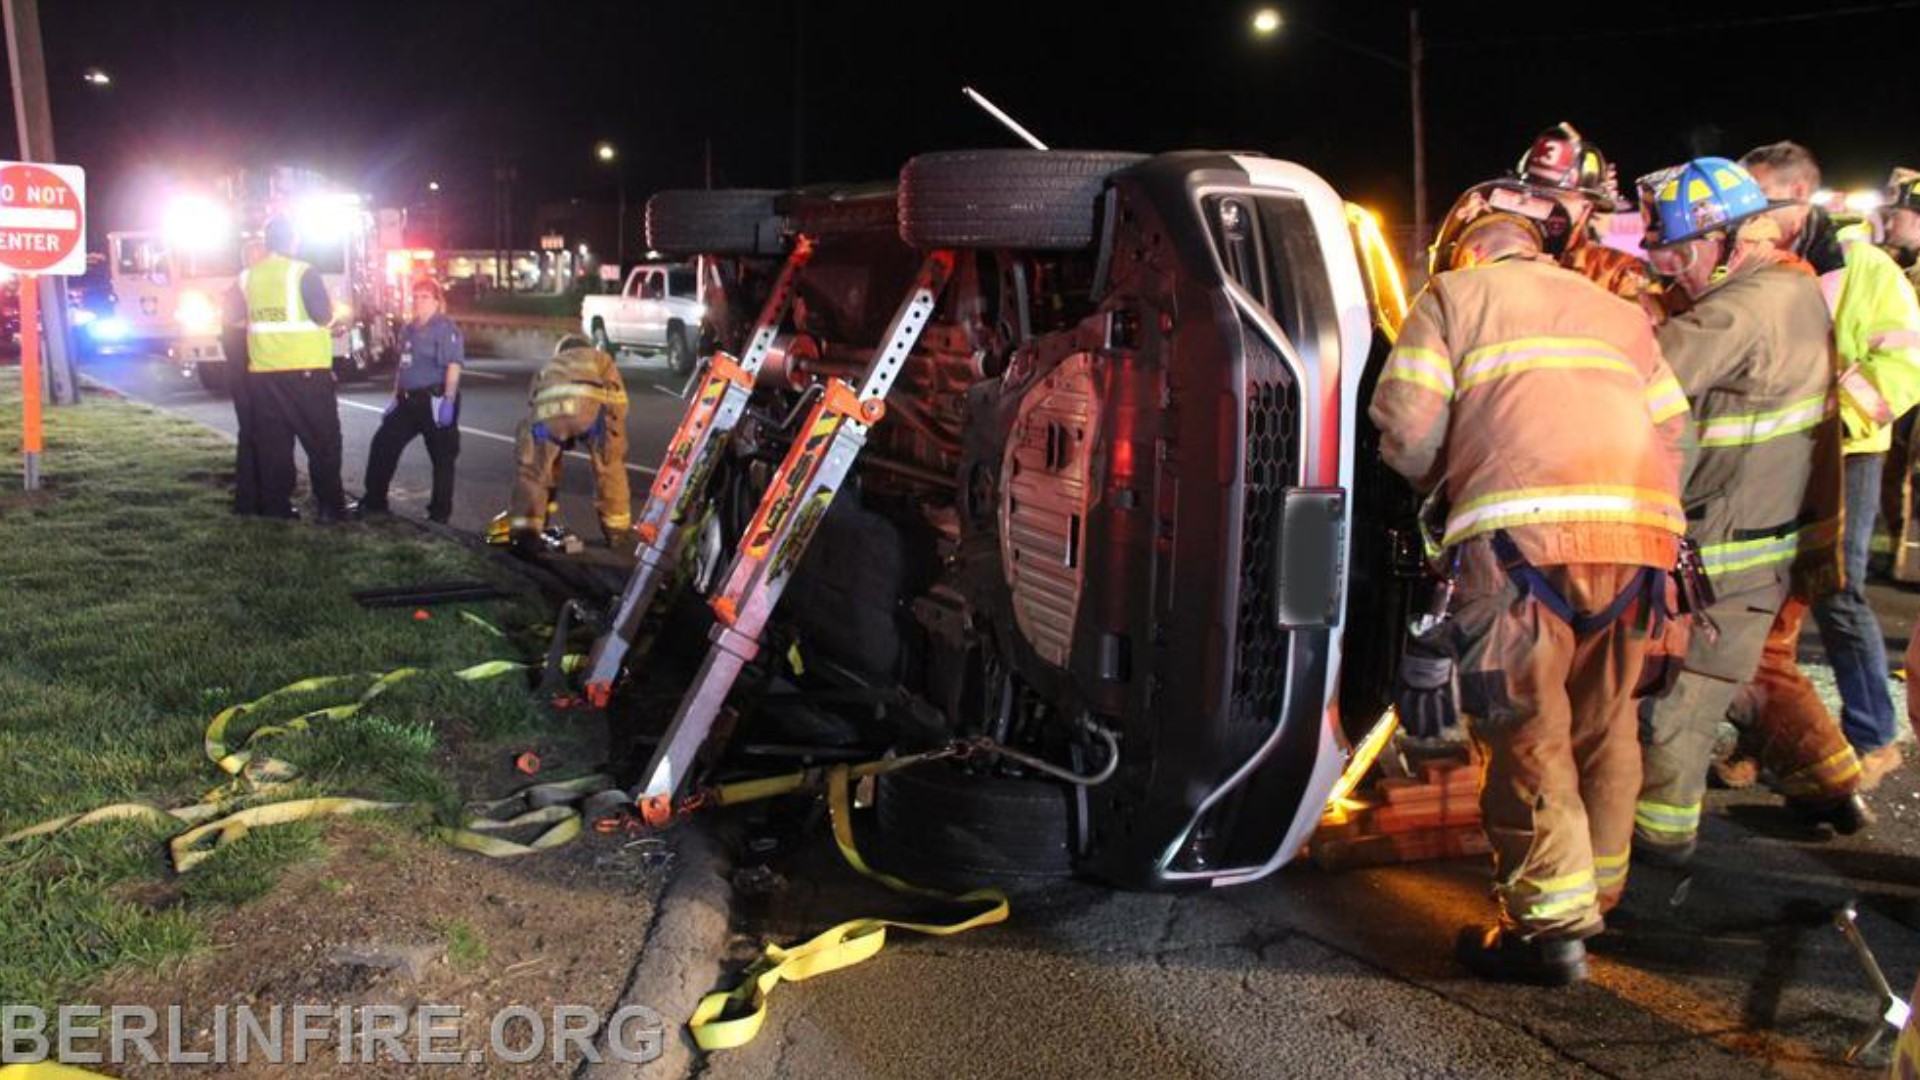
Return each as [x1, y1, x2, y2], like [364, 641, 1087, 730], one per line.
[584, 150, 1416, 891]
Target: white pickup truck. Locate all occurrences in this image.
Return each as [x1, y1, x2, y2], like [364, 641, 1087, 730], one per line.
[580, 263, 704, 375]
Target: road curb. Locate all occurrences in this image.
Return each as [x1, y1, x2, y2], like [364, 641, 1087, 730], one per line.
[584, 823, 735, 1079]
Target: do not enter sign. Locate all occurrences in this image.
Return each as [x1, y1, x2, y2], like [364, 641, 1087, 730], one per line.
[0, 161, 85, 276]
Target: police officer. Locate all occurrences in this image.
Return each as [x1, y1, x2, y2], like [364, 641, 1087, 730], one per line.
[242, 216, 350, 522]
[507, 334, 631, 551]
[360, 278, 463, 523]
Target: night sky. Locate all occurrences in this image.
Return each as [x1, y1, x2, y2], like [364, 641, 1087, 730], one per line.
[18, 0, 1920, 244]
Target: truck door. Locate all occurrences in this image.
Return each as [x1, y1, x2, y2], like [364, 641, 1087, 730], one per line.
[612, 268, 645, 341]
[108, 232, 177, 344]
[633, 268, 666, 346]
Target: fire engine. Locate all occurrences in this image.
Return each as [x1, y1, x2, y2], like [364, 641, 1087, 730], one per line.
[137, 166, 406, 392]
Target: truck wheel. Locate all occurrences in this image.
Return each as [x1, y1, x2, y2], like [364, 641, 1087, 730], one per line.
[898, 149, 1145, 251]
[645, 190, 783, 256]
[590, 321, 615, 355]
[872, 761, 1075, 886]
[333, 347, 372, 383]
[195, 362, 229, 395]
[665, 323, 696, 376]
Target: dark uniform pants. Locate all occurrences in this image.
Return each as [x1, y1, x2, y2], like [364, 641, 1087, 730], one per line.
[1449, 540, 1655, 940]
[251, 368, 347, 519]
[229, 364, 269, 515]
[508, 394, 630, 537]
[362, 390, 461, 522]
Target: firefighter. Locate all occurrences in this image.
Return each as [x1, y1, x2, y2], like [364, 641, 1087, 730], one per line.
[507, 334, 631, 552]
[1509, 122, 1651, 301]
[1878, 173, 1920, 579]
[360, 278, 464, 523]
[1631, 158, 1864, 867]
[1882, 172, 1920, 290]
[1371, 203, 1687, 986]
[1740, 141, 1920, 789]
[241, 216, 350, 523]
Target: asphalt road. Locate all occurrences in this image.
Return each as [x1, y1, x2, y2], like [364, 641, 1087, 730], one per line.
[712, 753, 1920, 1080]
[74, 347, 701, 542]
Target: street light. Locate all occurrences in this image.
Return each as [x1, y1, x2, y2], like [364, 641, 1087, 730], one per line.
[81, 67, 110, 87]
[595, 140, 626, 271]
[427, 180, 441, 192]
[1253, 7, 1428, 255]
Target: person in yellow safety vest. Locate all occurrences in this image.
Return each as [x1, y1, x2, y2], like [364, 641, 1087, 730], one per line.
[1510, 121, 1654, 303]
[1740, 142, 1920, 792]
[1877, 174, 1920, 582]
[1631, 159, 1865, 869]
[232, 216, 350, 523]
[507, 334, 631, 553]
[1370, 204, 1687, 986]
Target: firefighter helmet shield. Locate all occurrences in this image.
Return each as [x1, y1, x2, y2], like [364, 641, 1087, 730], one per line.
[1642, 157, 1770, 249]
[1885, 170, 1920, 214]
[1429, 180, 1571, 274]
[1514, 122, 1621, 211]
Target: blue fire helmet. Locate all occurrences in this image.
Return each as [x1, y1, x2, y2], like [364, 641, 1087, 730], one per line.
[1641, 157, 1770, 249]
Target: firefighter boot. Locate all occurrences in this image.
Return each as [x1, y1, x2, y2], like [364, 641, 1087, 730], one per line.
[1791, 792, 1875, 836]
[1455, 926, 1590, 987]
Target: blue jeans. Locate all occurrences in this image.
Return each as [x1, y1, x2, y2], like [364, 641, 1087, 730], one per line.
[1812, 452, 1897, 753]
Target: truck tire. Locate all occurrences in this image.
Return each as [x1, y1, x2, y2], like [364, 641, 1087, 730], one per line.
[872, 761, 1075, 886]
[898, 150, 1145, 251]
[665, 322, 696, 376]
[785, 188, 899, 238]
[590, 320, 615, 355]
[195, 362, 229, 395]
[645, 190, 783, 256]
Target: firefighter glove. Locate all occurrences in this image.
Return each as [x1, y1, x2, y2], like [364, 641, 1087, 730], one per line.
[1394, 635, 1458, 739]
[433, 394, 456, 429]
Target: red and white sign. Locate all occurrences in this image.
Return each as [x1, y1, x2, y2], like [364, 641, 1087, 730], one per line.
[0, 160, 85, 276]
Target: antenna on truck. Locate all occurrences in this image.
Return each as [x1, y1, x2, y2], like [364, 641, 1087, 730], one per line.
[961, 86, 1050, 151]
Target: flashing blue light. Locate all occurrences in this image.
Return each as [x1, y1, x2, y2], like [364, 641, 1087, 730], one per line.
[69, 308, 96, 326]
[88, 315, 128, 341]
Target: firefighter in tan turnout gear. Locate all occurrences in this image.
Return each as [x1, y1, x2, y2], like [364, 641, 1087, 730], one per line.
[507, 334, 633, 553]
[1370, 203, 1687, 986]
[1631, 158, 1865, 866]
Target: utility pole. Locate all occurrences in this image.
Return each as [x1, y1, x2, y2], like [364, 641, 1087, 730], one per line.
[791, 0, 806, 186]
[1409, 7, 1428, 262]
[2, 0, 77, 406]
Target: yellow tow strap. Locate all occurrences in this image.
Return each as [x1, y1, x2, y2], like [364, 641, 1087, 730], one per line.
[435, 773, 614, 858]
[3, 657, 596, 872]
[688, 764, 1009, 1051]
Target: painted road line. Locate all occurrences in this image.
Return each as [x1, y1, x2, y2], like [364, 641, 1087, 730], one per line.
[337, 398, 657, 477]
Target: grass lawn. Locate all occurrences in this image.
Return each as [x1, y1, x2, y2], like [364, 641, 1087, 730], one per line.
[0, 369, 561, 1009]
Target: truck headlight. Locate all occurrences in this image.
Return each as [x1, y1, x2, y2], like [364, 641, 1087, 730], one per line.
[175, 290, 219, 335]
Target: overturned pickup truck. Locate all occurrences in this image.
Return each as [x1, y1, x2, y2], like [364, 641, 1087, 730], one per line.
[582, 150, 1415, 890]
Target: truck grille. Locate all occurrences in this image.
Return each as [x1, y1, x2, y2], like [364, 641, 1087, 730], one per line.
[1229, 328, 1298, 728]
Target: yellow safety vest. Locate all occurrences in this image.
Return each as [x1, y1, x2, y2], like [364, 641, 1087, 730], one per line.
[243, 255, 332, 372]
